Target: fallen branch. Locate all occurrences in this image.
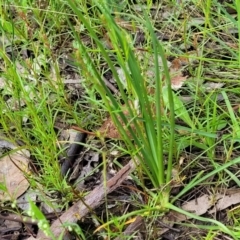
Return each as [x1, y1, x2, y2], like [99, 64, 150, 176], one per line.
[37, 158, 138, 239]
[114, 216, 144, 240]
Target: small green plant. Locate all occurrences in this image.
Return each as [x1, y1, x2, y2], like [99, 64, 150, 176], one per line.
[26, 199, 85, 240]
[67, 0, 175, 206]
[27, 200, 56, 239]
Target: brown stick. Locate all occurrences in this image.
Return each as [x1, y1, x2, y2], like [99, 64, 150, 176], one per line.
[103, 77, 119, 95]
[114, 216, 144, 240]
[37, 159, 137, 239]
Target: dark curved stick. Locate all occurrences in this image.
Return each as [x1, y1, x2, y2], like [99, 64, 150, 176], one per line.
[61, 132, 86, 176]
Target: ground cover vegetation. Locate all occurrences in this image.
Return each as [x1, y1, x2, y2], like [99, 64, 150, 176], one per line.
[1, 0, 240, 239]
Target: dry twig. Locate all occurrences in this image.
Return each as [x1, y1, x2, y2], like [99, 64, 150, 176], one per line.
[37, 158, 138, 239]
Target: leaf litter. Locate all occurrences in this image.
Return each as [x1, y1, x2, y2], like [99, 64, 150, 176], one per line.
[1, 1, 240, 240]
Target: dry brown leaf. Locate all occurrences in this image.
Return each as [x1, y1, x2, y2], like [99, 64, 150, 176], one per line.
[209, 191, 240, 214]
[171, 57, 189, 70]
[97, 105, 137, 139]
[182, 191, 240, 215]
[98, 115, 123, 139]
[171, 75, 187, 90]
[0, 153, 29, 201]
[159, 190, 240, 235]
[181, 194, 212, 215]
[169, 57, 188, 90]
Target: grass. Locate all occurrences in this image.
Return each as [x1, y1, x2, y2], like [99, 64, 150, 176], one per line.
[1, 0, 240, 239]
